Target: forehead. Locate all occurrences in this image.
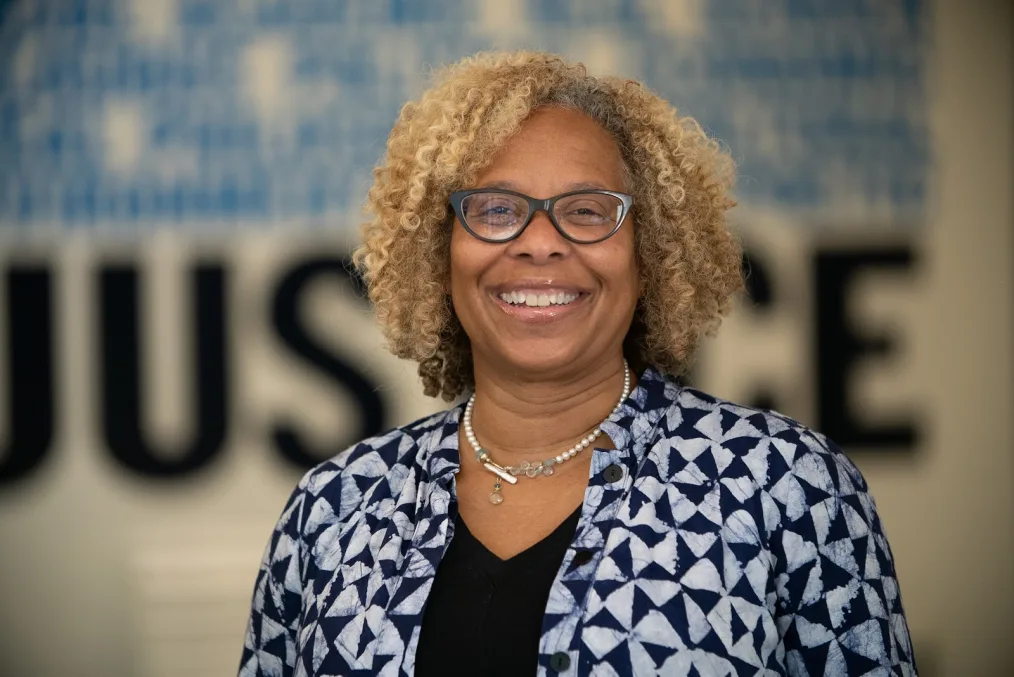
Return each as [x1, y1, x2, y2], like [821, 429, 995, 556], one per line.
[474, 107, 626, 191]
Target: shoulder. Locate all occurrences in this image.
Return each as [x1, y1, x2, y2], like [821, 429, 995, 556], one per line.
[289, 407, 460, 537]
[647, 383, 890, 561]
[657, 384, 870, 502]
[306, 407, 455, 480]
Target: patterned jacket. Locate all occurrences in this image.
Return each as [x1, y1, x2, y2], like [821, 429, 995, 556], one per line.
[240, 367, 916, 676]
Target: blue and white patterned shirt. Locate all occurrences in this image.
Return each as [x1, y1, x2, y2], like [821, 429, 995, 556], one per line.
[240, 367, 915, 676]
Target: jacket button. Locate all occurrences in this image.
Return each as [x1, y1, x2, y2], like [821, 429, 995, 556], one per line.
[549, 652, 571, 671]
[603, 463, 624, 483]
[572, 550, 593, 566]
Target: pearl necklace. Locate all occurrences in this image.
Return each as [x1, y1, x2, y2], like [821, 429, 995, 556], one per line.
[462, 361, 632, 505]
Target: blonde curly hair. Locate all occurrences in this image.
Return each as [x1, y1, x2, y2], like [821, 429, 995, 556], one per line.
[355, 51, 743, 401]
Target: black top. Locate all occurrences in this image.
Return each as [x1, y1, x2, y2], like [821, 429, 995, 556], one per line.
[414, 506, 582, 676]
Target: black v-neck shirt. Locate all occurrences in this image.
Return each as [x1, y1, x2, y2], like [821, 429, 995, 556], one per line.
[414, 506, 582, 676]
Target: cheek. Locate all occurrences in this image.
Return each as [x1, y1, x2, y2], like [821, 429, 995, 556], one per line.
[629, 250, 641, 298]
[625, 259, 641, 308]
[623, 229, 640, 299]
[448, 225, 488, 298]
[449, 224, 471, 289]
[584, 246, 639, 315]
[607, 233, 639, 298]
[448, 229, 461, 293]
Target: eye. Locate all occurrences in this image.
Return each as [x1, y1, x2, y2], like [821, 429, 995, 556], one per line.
[570, 204, 608, 217]
[559, 198, 614, 224]
[463, 194, 525, 225]
[479, 201, 515, 216]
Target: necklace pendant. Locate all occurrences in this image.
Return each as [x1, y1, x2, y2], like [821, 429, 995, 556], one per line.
[489, 480, 504, 505]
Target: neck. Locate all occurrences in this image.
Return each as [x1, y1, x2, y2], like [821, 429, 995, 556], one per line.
[465, 354, 633, 465]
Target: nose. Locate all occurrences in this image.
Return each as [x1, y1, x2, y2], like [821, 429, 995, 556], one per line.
[505, 209, 569, 263]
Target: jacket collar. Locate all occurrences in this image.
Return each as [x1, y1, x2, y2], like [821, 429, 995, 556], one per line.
[419, 365, 680, 486]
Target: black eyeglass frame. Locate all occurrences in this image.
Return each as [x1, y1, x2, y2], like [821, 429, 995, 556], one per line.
[449, 188, 634, 244]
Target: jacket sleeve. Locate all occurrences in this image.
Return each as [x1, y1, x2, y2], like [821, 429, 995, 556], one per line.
[238, 476, 310, 677]
[769, 429, 917, 676]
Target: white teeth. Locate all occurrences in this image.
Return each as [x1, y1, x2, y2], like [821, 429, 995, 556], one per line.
[498, 291, 579, 307]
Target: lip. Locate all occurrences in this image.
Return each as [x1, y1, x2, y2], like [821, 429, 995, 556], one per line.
[488, 280, 589, 323]
[489, 279, 587, 296]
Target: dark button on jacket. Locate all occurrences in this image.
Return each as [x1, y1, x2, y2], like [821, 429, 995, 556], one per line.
[602, 463, 624, 482]
[549, 652, 571, 671]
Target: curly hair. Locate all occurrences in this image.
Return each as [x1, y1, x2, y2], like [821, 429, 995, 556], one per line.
[355, 51, 743, 401]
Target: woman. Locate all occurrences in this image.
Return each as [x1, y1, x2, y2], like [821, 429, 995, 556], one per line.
[240, 52, 915, 676]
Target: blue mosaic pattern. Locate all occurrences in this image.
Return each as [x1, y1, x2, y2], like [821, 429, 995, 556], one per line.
[0, 0, 928, 230]
[240, 367, 915, 675]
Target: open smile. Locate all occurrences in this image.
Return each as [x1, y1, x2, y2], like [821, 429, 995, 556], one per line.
[489, 287, 588, 322]
[497, 290, 580, 307]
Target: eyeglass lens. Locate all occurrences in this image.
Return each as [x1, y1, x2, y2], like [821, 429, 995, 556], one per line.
[460, 192, 624, 242]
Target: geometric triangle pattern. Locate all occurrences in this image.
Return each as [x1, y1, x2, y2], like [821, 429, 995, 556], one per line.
[239, 366, 916, 676]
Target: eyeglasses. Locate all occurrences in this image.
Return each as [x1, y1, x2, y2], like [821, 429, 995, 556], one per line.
[449, 188, 633, 244]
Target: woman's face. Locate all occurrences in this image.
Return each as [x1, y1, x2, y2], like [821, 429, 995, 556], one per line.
[450, 107, 639, 377]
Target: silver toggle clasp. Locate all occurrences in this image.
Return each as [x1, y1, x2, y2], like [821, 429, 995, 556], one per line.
[482, 461, 519, 485]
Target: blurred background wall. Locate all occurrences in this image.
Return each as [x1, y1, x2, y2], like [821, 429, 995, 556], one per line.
[0, 0, 1010, 675]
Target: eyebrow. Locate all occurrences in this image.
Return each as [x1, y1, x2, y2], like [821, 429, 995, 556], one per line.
[477, 180, 613, 193]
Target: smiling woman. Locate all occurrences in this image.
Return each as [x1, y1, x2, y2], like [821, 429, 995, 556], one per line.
[239, 51, 916, 676]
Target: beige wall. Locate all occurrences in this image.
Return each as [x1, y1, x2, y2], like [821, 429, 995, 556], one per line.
[898, 0, 1013, 671]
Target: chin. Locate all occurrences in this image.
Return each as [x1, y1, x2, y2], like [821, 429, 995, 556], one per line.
[494, 341, 590, 375]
